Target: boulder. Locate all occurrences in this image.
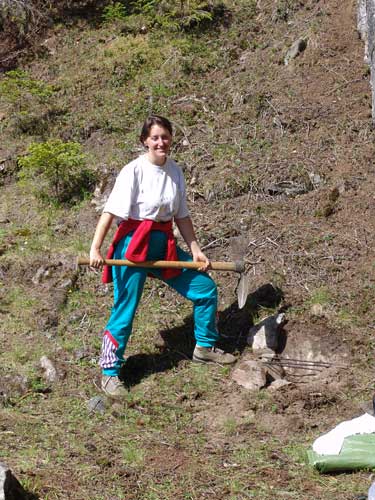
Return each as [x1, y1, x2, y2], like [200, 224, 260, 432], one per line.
[247, 313, 285, 357]
[284, 38, 307, 65]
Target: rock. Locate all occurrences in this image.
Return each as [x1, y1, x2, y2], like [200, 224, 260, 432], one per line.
[87, 396, 106, 415]
[359, 0, 375, 124]
[0, 462, 29, 500]
[308, 172, 323, 188]
[264, 361, 285, 381]
[231, 358, 267, 390]
[31, 266, 50, 285]
[40, 36, 57, 56]
[357, 0, 369, 63]
[310, 303, 325, 317]
[266, 181, 309, 196]
[267, 379, 291, 391]
[284, 38, 307, 65]
[247, 313, 286, 356]
[40, 356, 58, 383]
[59, 278, 73, 289]
[91, 166, 116, 212]
[0, 374, 29, 405]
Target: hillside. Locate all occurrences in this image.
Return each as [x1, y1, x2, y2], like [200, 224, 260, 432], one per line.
[1, 0, 375, 498]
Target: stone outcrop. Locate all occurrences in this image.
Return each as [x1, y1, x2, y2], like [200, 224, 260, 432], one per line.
[358, 0, 375, 123]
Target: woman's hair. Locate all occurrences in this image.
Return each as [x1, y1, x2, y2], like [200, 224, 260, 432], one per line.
[140, 115, 173, 143]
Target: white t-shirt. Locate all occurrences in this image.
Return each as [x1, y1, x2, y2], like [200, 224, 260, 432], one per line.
[103, 154, 190, 222]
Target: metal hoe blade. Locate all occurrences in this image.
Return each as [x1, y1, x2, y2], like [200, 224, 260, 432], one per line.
[236, 272, 250, 309]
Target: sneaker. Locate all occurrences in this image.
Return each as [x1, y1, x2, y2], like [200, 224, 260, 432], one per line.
[101, 375, 127, 400]
[192, 346, 237, 365]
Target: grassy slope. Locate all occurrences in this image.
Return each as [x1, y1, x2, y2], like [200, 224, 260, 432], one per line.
[1, 0, 375, 498]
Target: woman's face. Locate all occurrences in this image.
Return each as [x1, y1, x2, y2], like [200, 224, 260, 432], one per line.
[143, 124, 172, 166]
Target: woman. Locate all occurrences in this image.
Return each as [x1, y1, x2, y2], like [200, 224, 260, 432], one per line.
[90, 115, 236, 399]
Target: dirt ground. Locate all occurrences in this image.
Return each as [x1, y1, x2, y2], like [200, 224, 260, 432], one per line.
[1, 0, 375, 498]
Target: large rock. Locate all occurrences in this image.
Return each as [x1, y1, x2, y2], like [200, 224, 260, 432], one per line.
[247, 313, 285, 357]
[0, 463, 29, 500]
[358, 0, 375, 123]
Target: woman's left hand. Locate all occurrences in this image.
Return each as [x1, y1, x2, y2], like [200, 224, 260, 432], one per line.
[192, 249, 211, 272]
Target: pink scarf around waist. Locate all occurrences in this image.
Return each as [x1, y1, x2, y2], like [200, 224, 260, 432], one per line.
[102, 218, 180, 283]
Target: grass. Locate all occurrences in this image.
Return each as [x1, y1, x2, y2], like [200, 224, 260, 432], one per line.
[1, 0, 375, 499]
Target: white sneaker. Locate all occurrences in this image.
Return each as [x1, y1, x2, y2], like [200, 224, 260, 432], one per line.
[192, 346, 237, 365]
[101, 375, 127, 399]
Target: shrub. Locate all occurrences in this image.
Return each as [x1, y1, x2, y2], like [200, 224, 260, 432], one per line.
[102, 0, 227, 31]
[102, 1, 127, 22]
[18, 139, 97, 205]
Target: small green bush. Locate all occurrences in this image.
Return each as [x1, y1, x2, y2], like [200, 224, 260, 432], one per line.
[101, 0, 226, 31]
[18, 140, 96, 205]
[102, 1, 128, 22]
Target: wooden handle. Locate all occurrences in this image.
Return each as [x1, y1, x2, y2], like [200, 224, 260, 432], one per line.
[77, 257, 244, 273]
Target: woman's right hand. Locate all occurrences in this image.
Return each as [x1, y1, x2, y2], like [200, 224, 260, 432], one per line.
[89, 247, 105, 268]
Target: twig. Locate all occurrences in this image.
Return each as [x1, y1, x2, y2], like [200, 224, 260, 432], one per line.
[201, 237, 226, 251]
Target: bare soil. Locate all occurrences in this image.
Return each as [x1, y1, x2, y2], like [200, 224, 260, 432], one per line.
[1, 0, 375, 499]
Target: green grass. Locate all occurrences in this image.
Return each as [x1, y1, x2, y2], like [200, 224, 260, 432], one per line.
[1, 0, 374, 499]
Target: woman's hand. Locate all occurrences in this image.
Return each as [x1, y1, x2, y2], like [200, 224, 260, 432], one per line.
[89, 247, 105, 268]
[192, 249, 211, 272]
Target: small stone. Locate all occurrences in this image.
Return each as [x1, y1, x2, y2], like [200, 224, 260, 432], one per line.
[284, 38, 307, 65]
[87, 396, 106, 415]
[40, 356, 58, 383]
[310, 303, 325, 317]
[59, 278, 73, 289]
[308, 172, 323, 187]
[32, 266, 49, 285]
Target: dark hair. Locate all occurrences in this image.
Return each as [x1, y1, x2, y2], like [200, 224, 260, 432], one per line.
[140, 115, 173, 144]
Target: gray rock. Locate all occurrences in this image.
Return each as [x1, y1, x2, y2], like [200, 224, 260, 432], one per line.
[266, 181, 309, 197]
[31, 266, 51, 285]
[0, 462, 29, 500]
[231, 358, 267, 390]
[308, 172, 323, 188]
[87, 396, 106, 415]
[0, 374, 29, 405]
[284, 38, 307, 65]
[40, 356, 58, 383]
[357, 0, 369, 63]
[360, 0, 375, 124]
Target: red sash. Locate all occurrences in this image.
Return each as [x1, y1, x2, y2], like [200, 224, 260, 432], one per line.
[102, 218, 180, 283]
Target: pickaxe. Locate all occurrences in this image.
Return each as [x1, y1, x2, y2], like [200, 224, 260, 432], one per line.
[77, 257, 250, 309]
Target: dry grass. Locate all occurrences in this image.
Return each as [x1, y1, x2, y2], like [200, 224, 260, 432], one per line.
[1, 0, 375, 498]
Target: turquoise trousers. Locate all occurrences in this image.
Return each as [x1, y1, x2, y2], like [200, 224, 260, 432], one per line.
[100, 230, 219, 376]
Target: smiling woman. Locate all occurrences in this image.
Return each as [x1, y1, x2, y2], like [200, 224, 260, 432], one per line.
[140, 115, 173, 166]
[88, 114, 237, 399]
